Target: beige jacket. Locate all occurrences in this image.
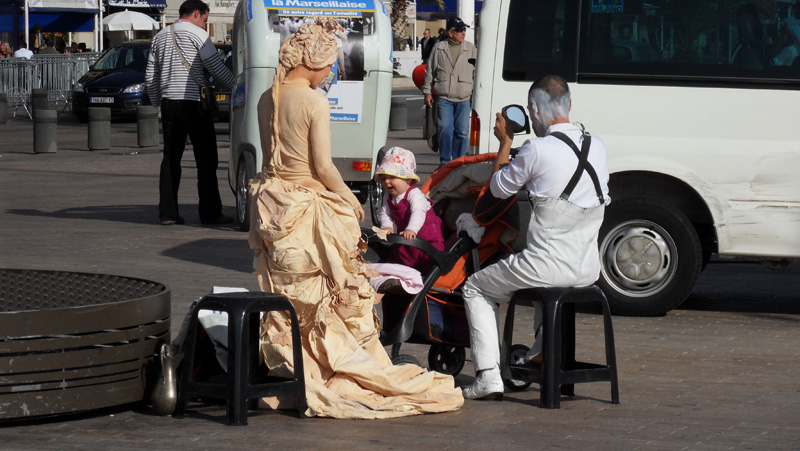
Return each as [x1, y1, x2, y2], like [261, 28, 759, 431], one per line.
[423, 39, 477, 102]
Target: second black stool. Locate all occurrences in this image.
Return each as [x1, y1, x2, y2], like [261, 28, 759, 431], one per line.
[500, 286, 619, 409]
[174, 292, 307, 425]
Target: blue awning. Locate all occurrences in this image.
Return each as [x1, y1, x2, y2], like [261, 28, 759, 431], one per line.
[108, 0, 167, 8]
[26, 11, 96, 32]
[0, 10, 95, 32]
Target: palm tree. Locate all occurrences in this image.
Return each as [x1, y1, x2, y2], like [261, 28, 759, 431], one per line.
[391, 0, 445, 50]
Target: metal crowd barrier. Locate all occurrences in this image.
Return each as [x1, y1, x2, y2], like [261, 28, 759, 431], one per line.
[0, 52, 102, 119]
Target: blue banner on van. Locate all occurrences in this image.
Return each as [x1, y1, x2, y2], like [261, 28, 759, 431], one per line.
[263, 0, 376, 13]
[591, 0, 623, 13]
[264, 0, 375, 17]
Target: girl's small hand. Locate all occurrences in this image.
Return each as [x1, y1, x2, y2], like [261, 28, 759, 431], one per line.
[382, 227, 394, 234]
[401, 230, 417, 241]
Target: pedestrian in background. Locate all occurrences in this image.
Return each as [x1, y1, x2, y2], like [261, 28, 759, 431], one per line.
[0, 42, 12, 58]
[419, 28, 435, 63]
[40, 40, 59, 55]
[145, 0, 235, 225]
[13, 42, 33, 59]
[423, 17, 477, 164]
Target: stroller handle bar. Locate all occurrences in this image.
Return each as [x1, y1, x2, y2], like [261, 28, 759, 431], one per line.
[372, 231, 477, 275]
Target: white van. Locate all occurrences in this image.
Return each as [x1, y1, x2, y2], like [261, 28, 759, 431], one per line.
[471, 0, 800, 316]
[227, 0, 393, 230]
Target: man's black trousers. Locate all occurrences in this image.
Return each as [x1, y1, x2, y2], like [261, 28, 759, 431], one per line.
[159, 99, 223, 223]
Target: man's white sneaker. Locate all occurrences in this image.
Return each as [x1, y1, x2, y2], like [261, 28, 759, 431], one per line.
[462, 367, 504, 400]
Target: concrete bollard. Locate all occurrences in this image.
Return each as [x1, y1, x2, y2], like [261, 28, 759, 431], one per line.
[0, 93, 7, 124]
[34, 109, 57, 154]
[88, 107, 111, 151]
[389, 98, 407, 131]
[32, 89, 48, 119]
[136, 106, 159, 147]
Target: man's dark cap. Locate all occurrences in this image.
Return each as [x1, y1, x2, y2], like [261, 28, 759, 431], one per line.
[447, 17, 468, 32]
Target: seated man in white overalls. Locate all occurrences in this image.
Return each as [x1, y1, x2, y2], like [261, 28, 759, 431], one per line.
[462, 75, 612, 400]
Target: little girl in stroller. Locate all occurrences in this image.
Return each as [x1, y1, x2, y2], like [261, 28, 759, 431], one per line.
[374, 147, 445, 276]
[367, 153, 520, 376]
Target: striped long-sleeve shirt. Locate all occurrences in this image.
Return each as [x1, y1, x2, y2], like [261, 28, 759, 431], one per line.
[145, 21, 234, 107]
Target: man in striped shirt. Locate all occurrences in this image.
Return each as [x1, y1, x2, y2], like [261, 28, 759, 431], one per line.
[146, 0, 235, 226]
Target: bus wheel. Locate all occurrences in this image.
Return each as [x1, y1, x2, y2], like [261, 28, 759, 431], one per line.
[597, 197, 702, 316]
[236, 152, 255, 232]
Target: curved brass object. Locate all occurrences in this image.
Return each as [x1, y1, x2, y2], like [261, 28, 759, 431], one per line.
[150, 343, 178, 416]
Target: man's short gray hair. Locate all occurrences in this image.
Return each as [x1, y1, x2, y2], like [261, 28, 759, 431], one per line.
[528, 75, 570, 125]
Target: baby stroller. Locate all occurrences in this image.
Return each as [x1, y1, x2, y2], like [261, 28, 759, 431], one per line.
[367, 153, 520, 376]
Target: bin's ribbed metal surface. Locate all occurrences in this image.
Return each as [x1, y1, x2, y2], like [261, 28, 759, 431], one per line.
[0, 269, 170, 420]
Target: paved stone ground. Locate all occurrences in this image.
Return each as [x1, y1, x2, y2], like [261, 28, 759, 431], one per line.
[0, 107, 799, 450]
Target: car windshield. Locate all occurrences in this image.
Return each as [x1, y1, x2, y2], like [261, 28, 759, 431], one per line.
[94, 45, 150, 71]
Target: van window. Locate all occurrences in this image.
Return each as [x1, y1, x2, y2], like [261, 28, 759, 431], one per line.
[501, 0, 578, 82]
[578, 0, 800, 87]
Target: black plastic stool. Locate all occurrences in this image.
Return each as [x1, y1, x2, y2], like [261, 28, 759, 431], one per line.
[500, 286, 619, 409]
[174, 292, 307, 425]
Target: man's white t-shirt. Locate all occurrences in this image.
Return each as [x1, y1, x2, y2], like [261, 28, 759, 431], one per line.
[13, 48, 33, 59]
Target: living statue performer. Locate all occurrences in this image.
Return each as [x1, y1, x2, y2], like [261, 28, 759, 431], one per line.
[249, 17, 464, 419]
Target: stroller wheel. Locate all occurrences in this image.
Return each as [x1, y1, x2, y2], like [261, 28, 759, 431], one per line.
[503, 344, 535, 392]
[392, 354, 423, 368]
[427, 345, 466, 376]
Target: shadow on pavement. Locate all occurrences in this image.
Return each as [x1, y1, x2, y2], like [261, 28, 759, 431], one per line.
[5, 205, 240, 228]
[7, 205, 162, 225]
[162, 238, 252, 273]
[679, 260, 800, 315]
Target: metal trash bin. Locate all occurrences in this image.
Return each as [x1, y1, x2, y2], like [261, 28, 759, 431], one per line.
[0, 269, 171, 420]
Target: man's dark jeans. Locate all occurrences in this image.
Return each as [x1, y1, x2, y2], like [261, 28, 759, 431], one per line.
[158, 99, 223, 223]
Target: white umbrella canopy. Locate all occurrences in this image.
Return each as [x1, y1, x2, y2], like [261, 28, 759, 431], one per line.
[103, 10, 160, 32]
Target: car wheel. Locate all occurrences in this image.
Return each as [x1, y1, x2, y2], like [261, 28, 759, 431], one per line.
[236, 152, 255, 232]
[597, 197, 703, 316]
[76, 111, 87, 123]
[427, 344, 466, 376]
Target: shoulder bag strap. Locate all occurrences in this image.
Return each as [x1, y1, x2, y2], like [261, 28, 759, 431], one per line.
[170, 25, 207, 89]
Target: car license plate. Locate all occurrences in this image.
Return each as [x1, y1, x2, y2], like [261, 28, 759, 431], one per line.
[90, 97, 114, 104]
[215, 94, 226, 102]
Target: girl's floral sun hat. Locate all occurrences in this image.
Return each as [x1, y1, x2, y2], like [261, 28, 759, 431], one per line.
[374, 147, 419, 183]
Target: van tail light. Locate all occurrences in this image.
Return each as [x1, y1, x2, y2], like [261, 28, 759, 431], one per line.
[352, 160, 372, 172]
[469, 109, 480, 148]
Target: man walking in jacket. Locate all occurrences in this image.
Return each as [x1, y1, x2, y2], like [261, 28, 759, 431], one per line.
[423, 17, 477, 164]
[419, 28, 435, 63]
[145, 0, 235, 225]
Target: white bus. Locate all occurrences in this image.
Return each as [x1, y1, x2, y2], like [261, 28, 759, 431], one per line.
[471, 0, 800, 315]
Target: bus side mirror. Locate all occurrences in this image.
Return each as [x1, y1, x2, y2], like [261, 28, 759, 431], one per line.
[502, 104, 530, 135]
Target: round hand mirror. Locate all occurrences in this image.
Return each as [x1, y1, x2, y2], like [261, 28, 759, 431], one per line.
[501, 104, 530, 134]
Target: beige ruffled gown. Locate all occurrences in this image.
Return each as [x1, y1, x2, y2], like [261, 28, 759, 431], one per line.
[249, 81, 463, 419]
